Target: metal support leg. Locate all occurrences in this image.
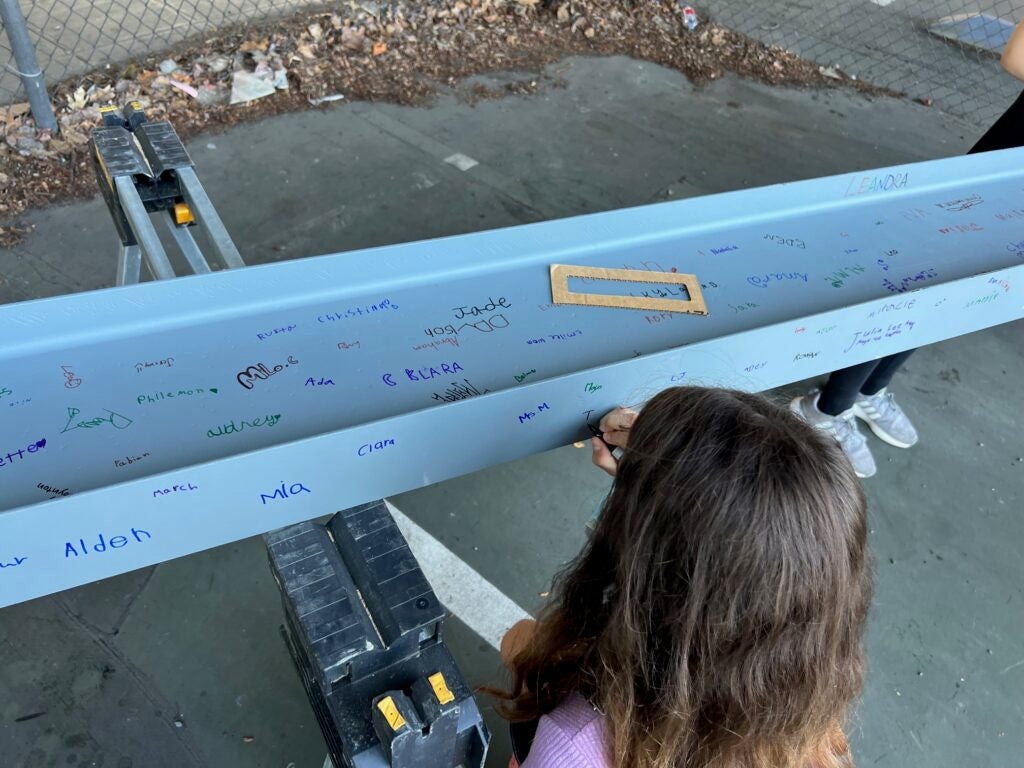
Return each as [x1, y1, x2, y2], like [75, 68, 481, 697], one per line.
[0, 0, 58, 132]
[116, 244, 142, 286]
[114, 175, 176, 281]
[176, 167, 245, 270]
[163, 213, 212, 275]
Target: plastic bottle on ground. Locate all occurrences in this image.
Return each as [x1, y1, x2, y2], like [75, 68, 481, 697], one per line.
[682, 5, 698, 31]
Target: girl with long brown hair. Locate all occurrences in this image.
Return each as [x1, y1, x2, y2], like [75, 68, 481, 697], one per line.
[495, 386, 872, 768]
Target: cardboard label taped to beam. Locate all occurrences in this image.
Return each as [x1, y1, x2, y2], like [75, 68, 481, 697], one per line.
[549, 264, 709, 315]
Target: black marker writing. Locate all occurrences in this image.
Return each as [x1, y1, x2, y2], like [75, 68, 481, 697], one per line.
[38, 482, 70, 498]
[135, 358, 174, 373]
[237, 356, 298, 389]
[453, 296, 511, 320]
[431, 379, 490, 403]
[424, 313, 510, 338]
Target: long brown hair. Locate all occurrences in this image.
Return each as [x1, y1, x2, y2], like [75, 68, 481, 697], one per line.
[496, 387, 871, 768]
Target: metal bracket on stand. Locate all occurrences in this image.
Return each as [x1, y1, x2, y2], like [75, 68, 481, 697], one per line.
[267, 501, 490, 768]
[90, 102, 245, 285]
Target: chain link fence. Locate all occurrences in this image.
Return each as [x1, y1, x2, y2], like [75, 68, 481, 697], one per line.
[703, 0, 1023, 127]
[0, 0, 320, 105]
[1, 0, 1022, 127]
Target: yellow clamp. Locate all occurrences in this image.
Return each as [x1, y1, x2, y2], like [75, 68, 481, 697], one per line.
[174, 202, 195, 226]
[376, 696, 407, 731]
[428, 672, 455, 705]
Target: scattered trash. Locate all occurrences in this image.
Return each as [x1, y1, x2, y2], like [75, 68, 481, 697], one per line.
[682, 5, 698, 32]
[169, 80, 199, 99]
[230, 70, 278, 104]
[196, 83, 230, 106]
[820, 65, 842, 80]
[158, 58, 180, 75]
[308, 93, 346, 105]
[916, 96, 934, 107]
[173, 715, 185, 728]
[242, 735, 255, 743]
[372, 41, 388, 56]
[205, 55, 232, 74]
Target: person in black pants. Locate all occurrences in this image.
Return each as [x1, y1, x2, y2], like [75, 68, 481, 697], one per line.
[791, 24, 1024, 478]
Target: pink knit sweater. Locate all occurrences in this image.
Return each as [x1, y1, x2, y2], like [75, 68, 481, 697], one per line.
[514, 694, 853, 768]
[520, 692, 611, 768]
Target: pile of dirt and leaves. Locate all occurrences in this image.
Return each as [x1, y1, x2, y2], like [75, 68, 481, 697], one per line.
[0, 0, 896, 246]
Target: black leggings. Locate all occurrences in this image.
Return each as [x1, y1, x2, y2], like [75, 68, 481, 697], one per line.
[818, 90, 1024, 417]
[969, 89, 1024, 154]
[818, 350, 915, 416]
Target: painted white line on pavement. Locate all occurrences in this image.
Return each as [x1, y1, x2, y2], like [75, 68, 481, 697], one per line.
[869, 0, 896, 6]
[384, 499, 531, 651]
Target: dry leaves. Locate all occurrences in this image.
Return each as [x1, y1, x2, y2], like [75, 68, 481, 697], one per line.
[341, 26, 366, 51]
[0, 0, 895, 248]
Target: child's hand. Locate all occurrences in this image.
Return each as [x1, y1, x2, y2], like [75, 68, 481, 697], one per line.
[591, 437, 618, 476]
[591, 407, 638, 477]
[598, 407, 637, 448]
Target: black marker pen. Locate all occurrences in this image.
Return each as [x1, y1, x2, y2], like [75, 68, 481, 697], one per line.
[587, 422, 618, 454]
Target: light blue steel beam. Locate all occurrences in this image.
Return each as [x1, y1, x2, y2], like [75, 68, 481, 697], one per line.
[0, 150, 1022, 607]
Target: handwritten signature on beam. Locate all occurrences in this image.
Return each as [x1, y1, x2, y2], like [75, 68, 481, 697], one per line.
[236, 356, 299, 390]
[61, 407, 133, 433]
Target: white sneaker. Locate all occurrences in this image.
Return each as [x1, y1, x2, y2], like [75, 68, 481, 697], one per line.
[853, 387, 919, 448]
[790, 392, 877, 479]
